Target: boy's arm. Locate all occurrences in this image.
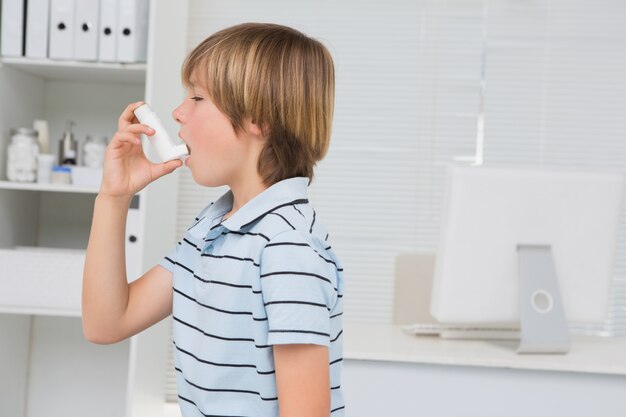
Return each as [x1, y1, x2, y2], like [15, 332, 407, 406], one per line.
[274, 344, 331, 417]
[82, 101, 181, 344]
[82, 193, 173, 344]
[260, 229, 340, 416]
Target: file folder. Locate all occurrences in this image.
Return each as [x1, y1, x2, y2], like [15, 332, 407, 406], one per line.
[49, 0, 76, 60]
[116, 0, 150, 63]
[98, 0, 118, 62]
[26, 0, 50, 58]
[74, 0, 100, 61]
[1, 0, 26, 57]
[125, 207, 142, 280]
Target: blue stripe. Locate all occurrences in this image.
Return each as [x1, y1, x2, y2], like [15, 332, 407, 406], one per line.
[178, 394, 249, 417]
[173, 287, 255, 316]
[260, 270, 334, 286]
[268, 329, 330, 338]
[176, 367, 279, 401]
[174, 341, 276, 375]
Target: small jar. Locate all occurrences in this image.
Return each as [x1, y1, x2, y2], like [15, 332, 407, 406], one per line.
[51, 165, 72, 184]
[37, 154, 56, 183]
[83, 135, 108, 168]
[7, 128, 39, 182]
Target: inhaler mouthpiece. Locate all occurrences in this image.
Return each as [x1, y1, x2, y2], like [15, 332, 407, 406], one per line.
[133, 103, 189, 162]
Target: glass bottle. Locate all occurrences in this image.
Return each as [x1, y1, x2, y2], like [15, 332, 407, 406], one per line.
[58, 120, 78, 166]
[83, 135, 108, 168]
[7, 128, 40, 182]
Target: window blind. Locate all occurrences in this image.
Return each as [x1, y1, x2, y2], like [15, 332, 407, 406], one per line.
[481, 0, 626, 335]
[165, 0, 626, 402]
[177, 0, 453, 325]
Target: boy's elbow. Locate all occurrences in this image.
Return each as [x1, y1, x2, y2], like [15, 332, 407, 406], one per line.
[83, 331, 112, 345]
[81, 318, 122, 345]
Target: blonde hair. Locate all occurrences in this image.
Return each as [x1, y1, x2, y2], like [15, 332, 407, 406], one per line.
[181, 22, 335, 185]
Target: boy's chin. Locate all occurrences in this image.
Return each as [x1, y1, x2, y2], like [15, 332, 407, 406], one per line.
[191, 171, 226, 188]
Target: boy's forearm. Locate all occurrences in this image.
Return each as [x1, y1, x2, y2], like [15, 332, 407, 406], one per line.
[82, 193, 133, 342]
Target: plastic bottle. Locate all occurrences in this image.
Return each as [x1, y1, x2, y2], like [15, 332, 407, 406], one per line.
[7, 128, 39, 182]
[58, 120, 78, 166]
[33, 119, 50, 154]
[133, 103, 188, 162]
[83, 135, 108, 168]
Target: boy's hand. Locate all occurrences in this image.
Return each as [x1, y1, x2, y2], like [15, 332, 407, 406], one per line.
[99, 101, 183, 198]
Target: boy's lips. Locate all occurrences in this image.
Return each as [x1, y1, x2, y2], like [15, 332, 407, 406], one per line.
[178, 134, 191, 155]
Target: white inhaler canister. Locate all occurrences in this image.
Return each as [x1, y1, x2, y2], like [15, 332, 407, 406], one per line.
[133, 103, 189, 162]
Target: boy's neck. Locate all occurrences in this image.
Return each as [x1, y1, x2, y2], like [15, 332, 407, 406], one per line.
[224, 127, 269, 221]
[224, 175, 268, 221]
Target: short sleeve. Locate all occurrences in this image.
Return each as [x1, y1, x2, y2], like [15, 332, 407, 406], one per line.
[259, 230, 339, 346]
[159, 204, 212, 273]
[158, 241, 181, 272]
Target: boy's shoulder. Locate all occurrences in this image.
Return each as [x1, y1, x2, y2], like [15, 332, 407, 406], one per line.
[186, 178, 332, 251]
[249, 200, 329, 249]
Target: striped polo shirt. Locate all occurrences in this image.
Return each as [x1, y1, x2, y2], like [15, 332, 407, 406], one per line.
[159, 177, 345, 417]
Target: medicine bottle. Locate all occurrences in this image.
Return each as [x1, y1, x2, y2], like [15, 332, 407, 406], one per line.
[7, 128, 39, 182]
[83, 136, 108, 168]
[58, 121, 78, 166]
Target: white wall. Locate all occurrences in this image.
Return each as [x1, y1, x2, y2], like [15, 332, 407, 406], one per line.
[173, 0, 626, 333]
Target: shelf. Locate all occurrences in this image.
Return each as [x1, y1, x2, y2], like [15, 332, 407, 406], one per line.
[0, 247, 86, 316]
[0, 180, 99, 194]
[0, 57, 146, 84]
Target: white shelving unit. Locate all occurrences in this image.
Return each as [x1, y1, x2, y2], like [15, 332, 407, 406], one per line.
[0, 180, 99, 193]
[0, 57, 146, 84]
[0, 1, 189, 416]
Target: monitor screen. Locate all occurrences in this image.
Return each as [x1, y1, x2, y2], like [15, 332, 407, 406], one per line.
[430, 165, 624, 326]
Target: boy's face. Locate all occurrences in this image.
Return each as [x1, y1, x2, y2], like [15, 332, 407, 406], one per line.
[172, 82, 257, 188]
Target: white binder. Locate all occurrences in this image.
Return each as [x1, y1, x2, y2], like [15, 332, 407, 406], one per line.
[73, 0, 100, 61]
[116, 0, 150, 63]
[49, 0, 76, 60]
[26, 0, 51, 58]
[98, 0, 118, 62]
[125, 207, 143, 281]
[1, 0, 25, 57]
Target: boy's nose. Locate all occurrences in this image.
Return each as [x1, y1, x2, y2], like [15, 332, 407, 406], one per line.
[172, 105, 184, 124]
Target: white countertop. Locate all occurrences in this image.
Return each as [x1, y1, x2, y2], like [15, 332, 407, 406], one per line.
[163, 321, 626, 417]
[343, 322, 626, 376]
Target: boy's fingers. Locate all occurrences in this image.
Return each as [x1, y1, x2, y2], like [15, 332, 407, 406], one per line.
[118, 101, 146, 130]
[111, 132, 142, 147]
[152, 159, 183, 179]
[110, 124, 153, 147]
[124, 123, 155, 136]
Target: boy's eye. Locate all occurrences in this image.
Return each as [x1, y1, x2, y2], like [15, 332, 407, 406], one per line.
[191, 96, 203, 101]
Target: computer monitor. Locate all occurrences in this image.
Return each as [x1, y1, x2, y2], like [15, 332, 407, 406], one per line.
[429, 165, 624, 352]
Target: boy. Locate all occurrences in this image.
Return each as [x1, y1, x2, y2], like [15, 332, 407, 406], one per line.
[82, 23, 345, 417]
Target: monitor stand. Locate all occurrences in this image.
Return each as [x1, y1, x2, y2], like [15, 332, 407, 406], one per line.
[517, 244, 571, 354]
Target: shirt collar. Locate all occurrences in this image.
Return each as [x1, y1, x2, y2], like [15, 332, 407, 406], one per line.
[188, 177, 309, 240]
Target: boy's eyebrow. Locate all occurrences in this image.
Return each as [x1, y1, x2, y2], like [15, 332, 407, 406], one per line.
[189, 81, 208, 93]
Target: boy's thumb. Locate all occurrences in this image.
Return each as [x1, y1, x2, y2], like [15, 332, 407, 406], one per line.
[152, 159, 183, 180]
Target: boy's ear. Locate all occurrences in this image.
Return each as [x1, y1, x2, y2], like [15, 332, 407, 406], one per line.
[248, 119, 270, 138]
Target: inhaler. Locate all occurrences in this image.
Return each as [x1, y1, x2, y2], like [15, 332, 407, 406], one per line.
[133, 103, 189, 162]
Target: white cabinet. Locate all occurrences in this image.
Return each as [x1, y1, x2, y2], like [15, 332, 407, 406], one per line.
[0, 1, 189, 416]
[342, 358, 626, 417]
[342, 323, 626, 417]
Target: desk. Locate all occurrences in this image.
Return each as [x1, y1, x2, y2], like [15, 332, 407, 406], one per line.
[342, 322, 626, 417]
